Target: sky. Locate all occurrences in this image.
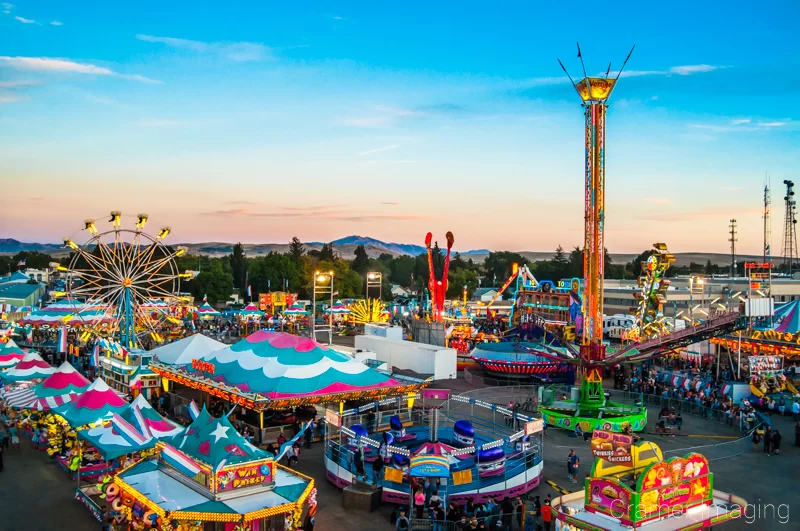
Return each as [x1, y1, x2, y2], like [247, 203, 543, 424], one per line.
[1, 1, 799, 255]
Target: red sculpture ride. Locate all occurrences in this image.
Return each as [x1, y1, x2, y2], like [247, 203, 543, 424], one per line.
[425, 231, 454, 322]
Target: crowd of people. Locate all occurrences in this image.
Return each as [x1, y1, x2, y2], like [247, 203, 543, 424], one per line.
[397, 486, 554, 531]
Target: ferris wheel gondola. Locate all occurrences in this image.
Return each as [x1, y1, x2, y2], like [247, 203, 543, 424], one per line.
[59, 211, 190, 348]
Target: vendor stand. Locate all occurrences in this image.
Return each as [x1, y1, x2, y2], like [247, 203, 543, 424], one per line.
[551, 441, 746, 530]
[110, 406, 317, 530]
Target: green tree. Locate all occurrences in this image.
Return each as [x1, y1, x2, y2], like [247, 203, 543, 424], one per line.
[11, 251, 54, 270]
[352, 245, 370, 274]
[451, 252, 467, 271]
[568, 246, 583, 278]
[483, 251, 530, 285]
[628, 249, 657, 277]
[229, 243, 247, 293]
[447, 268, 479, 299]
[389, 255, 415, 286]
[288, 237, 305, 265]
[192, 266, 233, 305]
[248, 253, 301, 295]
[318, 243, 336, 262]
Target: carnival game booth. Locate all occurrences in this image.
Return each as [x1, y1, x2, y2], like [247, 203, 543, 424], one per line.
[324, 391, 545, 505]
[551, 441, 746, 530]
[75, 396, 185, 522]
[51, 378, 130, 479]
[110, 405, 317, 531]
[149, 330, 426, 442]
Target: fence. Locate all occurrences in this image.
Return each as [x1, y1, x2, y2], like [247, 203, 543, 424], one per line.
[407, 511, 528, 531]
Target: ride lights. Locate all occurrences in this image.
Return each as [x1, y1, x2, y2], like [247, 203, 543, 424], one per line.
[109, 211, 121, 226]
[481, 439, 505, 450]
[175, 248, 187, 257]
[84, 219, 98, 234]
[451, 447, 476, 457]
[136, 213, 148, 229]
[63, 238, 79, 250]
[157, 227, 171, 239]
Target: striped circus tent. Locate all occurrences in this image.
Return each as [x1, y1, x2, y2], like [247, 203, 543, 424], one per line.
[121, 394, 183, 438]
[56, 378, 128, 428]
[198, 330, 404, 400]
[196, 302, 221, 318]
[5, 361, 91, 410]
[0, 352, 55, 384]
[283, 303, 308, 315]
[325, 301, 350, 314]
[0, 342, 26, 369]
[240, 302, 264, 320]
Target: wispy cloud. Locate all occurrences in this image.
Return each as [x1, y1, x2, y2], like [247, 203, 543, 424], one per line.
[669, 64, 719, 75]
[0, 56, 161, 84]
[2, 2, 12, 14]
[344, 105, 419, 128]
[360, 159, 415, 167]
[204, 207, 425, 222]
[380, 202, 399, 205]
[14, 15, 34, 23]
[50, 20, 63, 26]
[224, 200, 264, 206]
[0, 80, 39, 88]
[135, 119, 187, 127]
[689, 118, 790, 133]
[136, 34, 270, 62]
[358, 144, 399, 156]
[0, 94, 25, 103]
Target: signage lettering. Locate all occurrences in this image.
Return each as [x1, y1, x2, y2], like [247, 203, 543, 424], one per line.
[191, 359, 215, 374]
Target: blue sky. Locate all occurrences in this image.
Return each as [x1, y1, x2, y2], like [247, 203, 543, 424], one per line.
[1, 1, 798, 254]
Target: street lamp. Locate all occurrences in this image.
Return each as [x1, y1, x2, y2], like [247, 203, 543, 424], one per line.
[313, 270, 335, 345]
[366, 271, 383, 300]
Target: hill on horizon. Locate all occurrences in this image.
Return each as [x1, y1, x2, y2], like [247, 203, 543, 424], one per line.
[0, 236, 763, 267]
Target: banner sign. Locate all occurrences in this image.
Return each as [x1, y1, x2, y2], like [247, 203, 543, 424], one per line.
[259, 293, 271, 310]
[191, 359, 215, 374]
[748, 355, 782, 374]
[409, 455, 450, 478]
[524, 419, 544, 436]
[590, 430, 633, 465]
[325, 409, 342, 428]
[422, 389, 451, 400]
[216, 461, 274, 492]
[452, 469, 473, 486]
[384, 467, 404, 483]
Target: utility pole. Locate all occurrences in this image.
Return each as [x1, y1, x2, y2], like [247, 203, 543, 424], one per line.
[729, 219, 737, 278]
[782, 180, 798, 274]
[763, 178, 771, 263]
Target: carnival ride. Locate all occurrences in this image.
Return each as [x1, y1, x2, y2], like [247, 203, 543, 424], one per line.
[59, 212, 188, 348]
[425, 231, 454, 322]
[324, 392, 544, 504]
[552, 440, 745, 530]
[471, 49, 747, 432]
[349, 299, 389, 325]
[627, 243, 676, 342]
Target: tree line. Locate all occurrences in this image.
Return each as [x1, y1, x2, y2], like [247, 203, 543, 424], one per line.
[0, 244, 762, 306]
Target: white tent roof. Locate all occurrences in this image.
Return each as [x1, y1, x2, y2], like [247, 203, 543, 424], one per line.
[149, 333, 225, 365]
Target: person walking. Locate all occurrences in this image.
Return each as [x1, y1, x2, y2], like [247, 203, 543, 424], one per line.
[541, 500, 553, 531]
[372, 453, 383, 485]
[286, 444, 298, 468]
[501, 496, 514, 530]
[792, 400, 799, 422]
[772, 429, 782, 455]
[396, 509, 410, 531]
[752, 429, 761, 451]
[567, 449, 579, 483]
[305, 419, 315, 449]
[763, 426, 773, 456]
[414, 486, 426, 519]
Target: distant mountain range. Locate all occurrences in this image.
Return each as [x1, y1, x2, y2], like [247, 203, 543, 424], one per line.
[0, 236, 762, 267]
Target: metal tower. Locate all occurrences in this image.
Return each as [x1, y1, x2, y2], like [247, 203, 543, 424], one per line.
[559, 44, 634, 410]
[763, 180, 771, 263]
[782, 180, 798, 273]
[729, 219, 737, 278]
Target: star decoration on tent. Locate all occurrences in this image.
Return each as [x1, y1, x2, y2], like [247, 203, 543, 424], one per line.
[210, 422, 230, 443]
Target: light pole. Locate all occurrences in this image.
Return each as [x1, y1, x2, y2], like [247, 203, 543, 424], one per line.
[366, 272, 383, 300]
[688, 276, 705, 324]
[313, 270, 335, 345]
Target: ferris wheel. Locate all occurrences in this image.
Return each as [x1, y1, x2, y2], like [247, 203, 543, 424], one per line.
[60, 211, 189, 348]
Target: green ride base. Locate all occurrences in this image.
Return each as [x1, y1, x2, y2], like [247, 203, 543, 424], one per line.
[540, 402, 648, 433]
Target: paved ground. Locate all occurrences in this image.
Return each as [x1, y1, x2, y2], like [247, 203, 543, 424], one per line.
[1, 376, 798, 530]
